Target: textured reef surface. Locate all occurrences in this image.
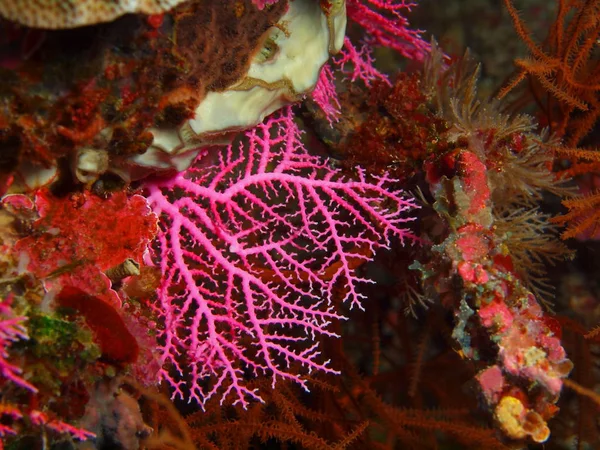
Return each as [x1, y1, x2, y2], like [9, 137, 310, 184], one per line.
[0, 1, 599, 449]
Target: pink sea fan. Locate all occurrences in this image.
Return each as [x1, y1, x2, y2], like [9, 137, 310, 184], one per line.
[146, 107, 417, 407]
[252, 0, 280, 10]
[0, 299, 37, 394]
[311, 0, 428, 119]
[0, 299, 95, 446]
[29, 411, 95, 442]
[347, 0, 430, 61]
[312, 63, 342, 124]
[335, 37, 390, 87]
[311, 39, 388, 123]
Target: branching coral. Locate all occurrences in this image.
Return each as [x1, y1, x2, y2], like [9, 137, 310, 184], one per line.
[1, 1, 595, 448]
[499, 0, 600, 241]
[346, 0, 431, 61]
[0, 298, 36, 393]
[500, 0, 600, 146]
[146, 107, 417, 407]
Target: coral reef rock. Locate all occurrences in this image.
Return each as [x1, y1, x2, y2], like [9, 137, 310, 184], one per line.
[0, 0, 189, 29]
[131, 0, 347, 176]
[0, 0, 346, 190]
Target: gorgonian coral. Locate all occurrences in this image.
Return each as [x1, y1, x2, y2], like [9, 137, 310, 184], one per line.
[146, 108, 417, 407]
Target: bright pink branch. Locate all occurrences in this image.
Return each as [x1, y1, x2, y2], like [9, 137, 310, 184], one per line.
[146, 107, 417, 407]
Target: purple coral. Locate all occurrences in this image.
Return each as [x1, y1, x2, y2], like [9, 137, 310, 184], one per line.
[146, 108, 417, 407]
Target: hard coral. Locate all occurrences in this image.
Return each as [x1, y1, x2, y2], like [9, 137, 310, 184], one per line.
[0, 0, 188, 29]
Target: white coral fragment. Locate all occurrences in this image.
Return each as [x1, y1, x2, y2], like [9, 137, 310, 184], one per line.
[130, 0, 347, 175]
[0, 0, 189, 29]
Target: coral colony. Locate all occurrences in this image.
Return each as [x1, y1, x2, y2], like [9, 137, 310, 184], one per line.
[147, 107, 417, 407]
[0, 0, 599, 449]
